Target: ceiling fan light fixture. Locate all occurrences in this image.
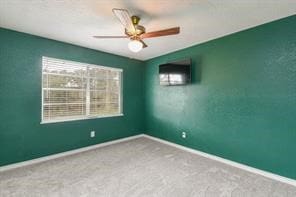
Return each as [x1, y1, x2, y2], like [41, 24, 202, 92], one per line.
[93, 8, 180, 53]
[128, 40, 143, 53]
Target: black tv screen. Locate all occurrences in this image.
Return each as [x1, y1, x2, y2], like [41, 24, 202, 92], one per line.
[159, 59, 191, 85]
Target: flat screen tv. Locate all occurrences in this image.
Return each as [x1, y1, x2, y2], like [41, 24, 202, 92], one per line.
[159, 59, 191, 85]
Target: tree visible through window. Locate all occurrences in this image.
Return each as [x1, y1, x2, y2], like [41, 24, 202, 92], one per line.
[42, 57, 122, 123]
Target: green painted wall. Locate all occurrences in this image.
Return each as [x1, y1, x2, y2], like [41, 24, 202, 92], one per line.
[144, 16, 296, 179]
[0, 28, 145, 166]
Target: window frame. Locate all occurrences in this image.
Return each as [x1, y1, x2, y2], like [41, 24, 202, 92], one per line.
[41, 56, 123, 124]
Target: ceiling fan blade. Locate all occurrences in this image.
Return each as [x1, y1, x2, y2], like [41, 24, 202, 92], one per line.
[112, 8, 135, 33]
[93, 36, 128, 39]
[141, 27, 180, 39]
[140, 40, 148, 48]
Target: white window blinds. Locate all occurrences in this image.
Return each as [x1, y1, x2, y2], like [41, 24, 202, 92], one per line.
[42, 57, 122, 123]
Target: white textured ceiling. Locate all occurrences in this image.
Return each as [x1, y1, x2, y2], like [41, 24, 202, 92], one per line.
[0, 0, 295, 60]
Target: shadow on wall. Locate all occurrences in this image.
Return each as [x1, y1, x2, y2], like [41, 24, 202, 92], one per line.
[191, 56, 202, 84]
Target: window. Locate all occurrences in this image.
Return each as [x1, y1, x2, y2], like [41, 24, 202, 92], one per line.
[42, 57, 122, 123]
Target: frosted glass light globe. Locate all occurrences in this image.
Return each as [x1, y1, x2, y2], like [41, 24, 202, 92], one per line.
[128, 40, 143, 53]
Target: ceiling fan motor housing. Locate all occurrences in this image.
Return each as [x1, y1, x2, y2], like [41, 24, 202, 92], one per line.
[125, 16, 146, 38]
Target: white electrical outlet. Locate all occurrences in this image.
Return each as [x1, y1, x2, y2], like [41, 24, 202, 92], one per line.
[90, 131, 95, 138]
[182, 131, 186, 138]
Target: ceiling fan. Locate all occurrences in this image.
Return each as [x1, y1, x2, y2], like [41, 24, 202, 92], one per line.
[93, 8, 180, 53]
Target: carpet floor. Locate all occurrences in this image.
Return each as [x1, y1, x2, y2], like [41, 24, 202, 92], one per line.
[0, 137, 295, 197]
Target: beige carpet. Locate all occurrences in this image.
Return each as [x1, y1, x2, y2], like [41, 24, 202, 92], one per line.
[0, 137, 295, 197]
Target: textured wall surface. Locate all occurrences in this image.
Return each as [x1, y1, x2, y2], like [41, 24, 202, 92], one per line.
[0, 28, 145, 166]
[144, 15, 296, 179]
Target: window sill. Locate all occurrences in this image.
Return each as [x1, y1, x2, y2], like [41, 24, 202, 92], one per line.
[40, 114, 124, 124]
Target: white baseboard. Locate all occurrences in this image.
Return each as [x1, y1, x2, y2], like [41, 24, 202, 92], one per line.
[0, 134, 145, 172]
[142, 134, 296, 187]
